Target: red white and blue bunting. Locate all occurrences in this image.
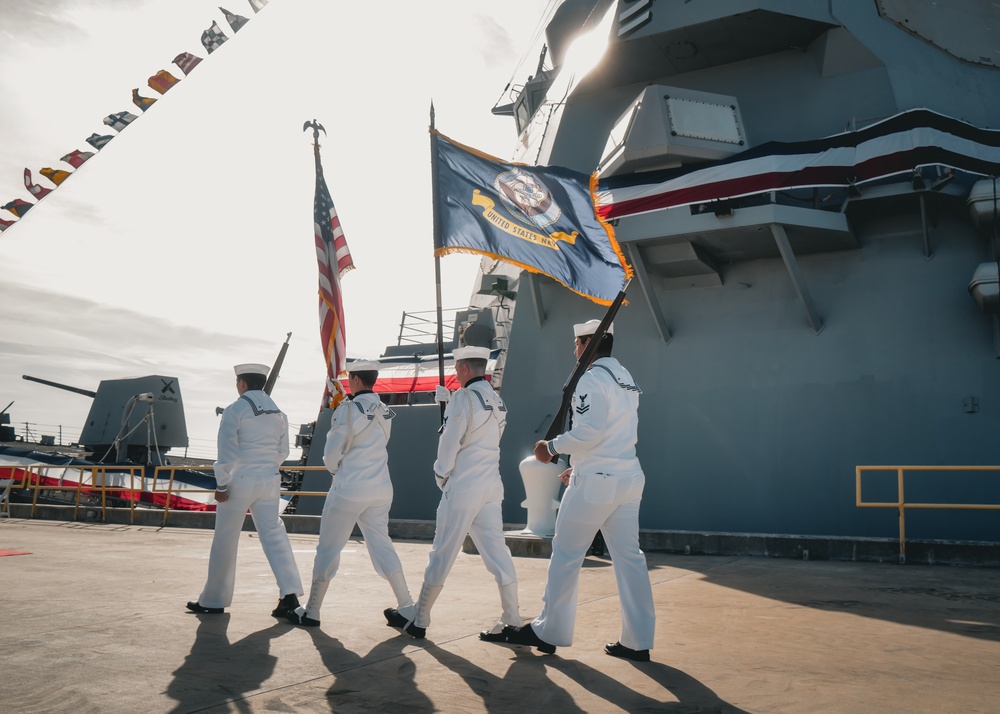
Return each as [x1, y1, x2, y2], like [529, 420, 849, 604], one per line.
[596, 109, 1000, 220]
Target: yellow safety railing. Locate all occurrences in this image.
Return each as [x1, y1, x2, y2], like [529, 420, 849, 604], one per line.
[152, 465, 332, 525]
[16, 464, 145, 522]
[855, 465, 1000, 563]
[148, 464, 215, 524]
[5, 463, 333, 525]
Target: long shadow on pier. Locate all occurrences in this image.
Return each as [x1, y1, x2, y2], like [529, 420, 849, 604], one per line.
[303, 626, 433, 712]
[166, 614, 291, 713]
[424, 639, 750, 713]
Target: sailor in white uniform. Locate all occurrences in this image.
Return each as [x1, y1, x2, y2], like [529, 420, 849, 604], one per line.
[384, 345, 522, 640]
[285, 360, 415, 627]
[501, 320, 655, 661]
[187, 363, 303, 616]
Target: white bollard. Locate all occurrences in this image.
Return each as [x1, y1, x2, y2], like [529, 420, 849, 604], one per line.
[518, 455, 564, 537]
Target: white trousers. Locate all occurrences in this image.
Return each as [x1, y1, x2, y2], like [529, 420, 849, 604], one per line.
[198, 474, 303, 608]
[422, 485, 517, 590]
[532, 470, 655, 650]
[310, 487, 404, 589]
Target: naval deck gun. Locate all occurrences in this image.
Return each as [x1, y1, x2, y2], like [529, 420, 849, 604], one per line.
[22, 374, 189, 465]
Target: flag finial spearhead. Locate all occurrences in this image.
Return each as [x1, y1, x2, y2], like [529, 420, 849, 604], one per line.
[303, 119, 326, 146]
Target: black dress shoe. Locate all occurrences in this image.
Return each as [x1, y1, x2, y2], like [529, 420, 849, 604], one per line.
[404, 622, 426, 639]
[479, 629, 507, 642]
[271, 593, 300, 618]
[384, 608, 409, 628]
[604, 641, 650, 662]
[384, 608, 424, 637]
[285, 608, 320, 627]
[186, 601, 224, 614]
[501, 623, 556, 654]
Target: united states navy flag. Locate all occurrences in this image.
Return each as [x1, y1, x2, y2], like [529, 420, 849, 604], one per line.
[433, 131, 631, 305]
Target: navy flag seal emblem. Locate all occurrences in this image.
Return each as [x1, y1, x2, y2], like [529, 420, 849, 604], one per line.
[495, 167, 563, 230]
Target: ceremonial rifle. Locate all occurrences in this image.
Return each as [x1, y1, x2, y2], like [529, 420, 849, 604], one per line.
[542, 282, 630, 457]
[263, 332, 292, 395]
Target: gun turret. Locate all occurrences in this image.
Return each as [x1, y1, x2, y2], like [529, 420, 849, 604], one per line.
[22, 375, 97, 398]
[21, 374, 188, 464]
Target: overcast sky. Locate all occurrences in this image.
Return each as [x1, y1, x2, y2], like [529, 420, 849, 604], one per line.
[0, 0, 550, 457]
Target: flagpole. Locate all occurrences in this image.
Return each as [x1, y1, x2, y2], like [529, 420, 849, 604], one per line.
[304, 117, 351, 412]
[430, 102, 446, 423]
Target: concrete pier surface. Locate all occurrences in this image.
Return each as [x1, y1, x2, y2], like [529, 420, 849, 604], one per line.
[1, 516, 998, 713]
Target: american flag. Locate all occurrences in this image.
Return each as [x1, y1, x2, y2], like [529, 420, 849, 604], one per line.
[312, 145, 355, 409]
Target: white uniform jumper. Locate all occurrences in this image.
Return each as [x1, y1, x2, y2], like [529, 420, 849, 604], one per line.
[533, 357, 656, 651]
[405, 377, 521, 631]
[302, 391, 413, 620]
[198, 390, 303, 609]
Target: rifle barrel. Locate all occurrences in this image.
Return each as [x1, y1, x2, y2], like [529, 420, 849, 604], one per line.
[542, 284, 630, 443]
[263, 332, 292, 395]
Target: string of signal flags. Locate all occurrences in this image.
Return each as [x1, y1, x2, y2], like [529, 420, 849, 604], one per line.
[0, 0, 271, 235]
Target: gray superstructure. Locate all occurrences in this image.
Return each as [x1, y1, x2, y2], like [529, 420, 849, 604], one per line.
[491, 0, 1000, 544]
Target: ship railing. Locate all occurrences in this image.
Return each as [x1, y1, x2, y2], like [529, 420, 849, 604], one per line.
[152, 465, 332, 525]
[395, 307, 461, 347]
[7, 464, 146, 523]
[4, 464, 334, 526]
[855, 465, 1000, 564]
